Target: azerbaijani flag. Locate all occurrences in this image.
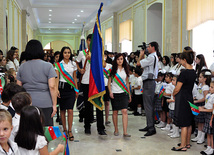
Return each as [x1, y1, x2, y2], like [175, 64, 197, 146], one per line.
[154, 110, 159, 121]
[140, 89, 143, 94]
[44, 126, 62, 142]
[188, 101, 200, 116]
[88, 3, 106, 111]
[63, 132, 70, 155]
[158, 85, 165, 99]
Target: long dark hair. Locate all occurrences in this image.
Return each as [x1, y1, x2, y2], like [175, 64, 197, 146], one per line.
[58, 46, 73, 62]
[171, 53, 177, 66]
[200, 70, 211, 86]
[196, 54, 207, 77]
[15, 106, 44, 150]
[181, 50, 195, 65]
[110, 53, 129, 77]
[6, 50, 15, 62]
[163, 56, 170, 66]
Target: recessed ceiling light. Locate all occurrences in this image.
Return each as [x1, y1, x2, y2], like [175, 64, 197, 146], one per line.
[74, 19, 77, 21]
[49, 18, 51, 20]
[49, 9, 52, 12]
[72, 22, 75, 24]
[81, 10, 84, 13]
[49, 28, 51, 30]
[49, 14, 52, 16]
[77, 15, 80, 17]
[49, 21, 51, 23]
[67, 29, 69, 30]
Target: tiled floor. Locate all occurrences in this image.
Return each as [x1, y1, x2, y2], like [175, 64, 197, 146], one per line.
[51, 109, 206, 155]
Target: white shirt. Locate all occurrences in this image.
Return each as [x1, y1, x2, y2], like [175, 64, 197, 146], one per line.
[196, 84, 209, 100]
[55, 60, 77, 82]
[134, 76, 143, 95]
[76, 50, 90, 84]
[0, 139, 20, 155]
[158, 61, 163, 70]
[129, 74, 137, 87]
[10, 113, 20, 141]
[155, 81, 163, 94]
[104, 63, 112, 86]
[162, 65, 170, 72]
[18, 135, 47, 155]
[168, 90, 175, 110]
[192, 83, 198, 98]
[140, 52, 158, 80]
[164, 82, 175, 98]
[111, 68, 127, 94]
[6, 60, 19, 72]
[204, 93, 214, 110]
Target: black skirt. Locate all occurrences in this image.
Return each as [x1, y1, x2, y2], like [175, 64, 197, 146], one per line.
[111, 92, 129, 111]
[104, 86, 110, 101]
[58, 82, 76, 110]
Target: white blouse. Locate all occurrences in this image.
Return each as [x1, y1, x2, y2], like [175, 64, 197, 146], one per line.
[164, 82, 175, 98]
[134, 76, 143, 95]
[196, 84, 209, 100]
[0, 139, 20, 155]
[18, 135, 47, 155]
[104, 63, 112, 86]
[111, 68, 127, 94]
[55, 60, 77, 83]
[204, 93, 214, 110]
[6, 60, 19, 72]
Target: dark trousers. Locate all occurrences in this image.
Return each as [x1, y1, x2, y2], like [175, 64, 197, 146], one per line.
[81, 84, 105, 131]
[143, 79, 156, 131]
[40, 107, 53, 126]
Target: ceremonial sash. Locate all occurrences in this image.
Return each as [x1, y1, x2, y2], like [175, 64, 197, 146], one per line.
[83, 49, 91, 64]
[140, 88, 143, 94]
[112, 73, 129, 95]
[55, 62, 79, 95]
[103, 68, 109, 79]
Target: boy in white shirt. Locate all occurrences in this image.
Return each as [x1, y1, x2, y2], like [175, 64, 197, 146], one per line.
[132, 67, 143, 116]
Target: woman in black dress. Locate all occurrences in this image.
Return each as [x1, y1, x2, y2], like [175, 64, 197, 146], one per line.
[171, 50, 196, 151]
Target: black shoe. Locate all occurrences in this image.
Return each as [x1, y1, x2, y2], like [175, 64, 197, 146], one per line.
[85, 129, 91, 135]
[56, 117, 60, 122]
[79, 118, 83, 123]
[144, 130, 156, 136]
[139, 126, 149, 132]
[98, 130, 107, 136]
[90, 118, 96, 123]
[59, 119, 62, 125]
[134, 112, 141, 116]
[171, 147, 187, 151]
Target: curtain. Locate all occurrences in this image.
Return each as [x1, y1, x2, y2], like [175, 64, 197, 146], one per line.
[119, 19, 132, 43]
[105, 27, 112, 45]
[187, 0, 214, 30]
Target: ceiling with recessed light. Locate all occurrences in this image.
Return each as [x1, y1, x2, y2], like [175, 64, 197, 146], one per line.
[16, 0, 138, 34]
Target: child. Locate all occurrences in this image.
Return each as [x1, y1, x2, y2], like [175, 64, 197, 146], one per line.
[6, 70, 16, 83]
[15, 106, 64, 155]
[155, 70, 166, 128]
[128, 66, 136, 111]
[0, 109, 20, 155]
[10, 92, 32, 141]
[166, 75, 179, 138]
[161, 72, 175, 131]
[199, 80, 214, 155]
[132, 67, 143, 116]
[103, 51, 112, 125]
[0, 83, 26, 117]
[191, 70, 210, 144]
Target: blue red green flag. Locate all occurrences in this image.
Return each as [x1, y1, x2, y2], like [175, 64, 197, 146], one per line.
[88, 3, 106, 111]
[188, 101, 200, 116]
[44, 126, 62, 142]
[63, 132, 70, 155]
[158, 85, 165, 99]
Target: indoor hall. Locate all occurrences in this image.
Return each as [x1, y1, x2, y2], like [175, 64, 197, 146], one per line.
[0, 0, 214, 155]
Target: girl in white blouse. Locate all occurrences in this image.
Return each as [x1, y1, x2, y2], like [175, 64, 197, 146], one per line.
[108, 53, 131, 137]
[55, 47, 78, 141]
[15, 106, 64, 155]
[6, 50, 19, 72]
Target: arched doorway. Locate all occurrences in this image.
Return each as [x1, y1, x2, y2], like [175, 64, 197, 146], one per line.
[44, 40, 74, 54]
[147, 3, 163, 53]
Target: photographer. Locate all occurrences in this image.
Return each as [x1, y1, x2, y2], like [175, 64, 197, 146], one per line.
[137, 41, 159, 136]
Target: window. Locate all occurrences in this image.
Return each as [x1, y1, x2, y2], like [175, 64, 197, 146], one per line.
[105, 27, 112, 52]
[193, 20, 214, 67]
[119, 19, 132, 54]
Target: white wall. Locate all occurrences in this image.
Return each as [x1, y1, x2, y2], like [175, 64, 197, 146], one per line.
[147, 3, 162, 52]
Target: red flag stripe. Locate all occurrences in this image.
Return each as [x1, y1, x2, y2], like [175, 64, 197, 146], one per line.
[191, 107, 200, 113]
[48, 126, 57, 140]
[114, 75, 129, 93]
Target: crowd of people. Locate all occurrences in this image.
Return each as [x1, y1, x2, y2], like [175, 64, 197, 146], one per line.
[1, 34, 214, 154]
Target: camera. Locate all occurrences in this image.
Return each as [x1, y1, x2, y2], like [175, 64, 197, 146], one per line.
[138, 42, 149, 56]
